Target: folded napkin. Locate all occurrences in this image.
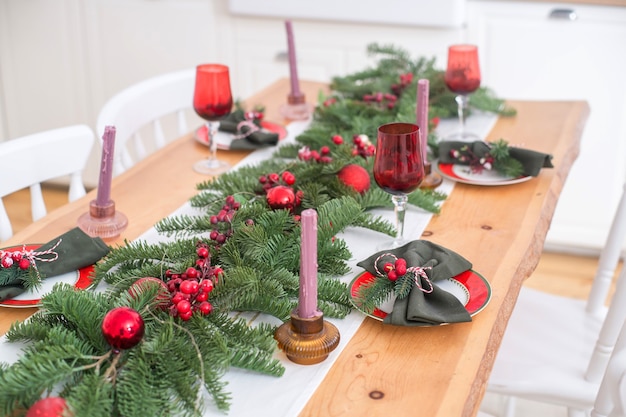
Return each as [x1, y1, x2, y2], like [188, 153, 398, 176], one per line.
[356, 240, 472, 326]
[218, 110, 280, 150]
[0, 227, 110, 301]
[437, 140, 553, 177]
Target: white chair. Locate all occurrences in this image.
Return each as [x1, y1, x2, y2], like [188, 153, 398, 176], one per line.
[0, 125, 95, 242]
[486, 181, 626, 417]
[96, 69, 197, 176]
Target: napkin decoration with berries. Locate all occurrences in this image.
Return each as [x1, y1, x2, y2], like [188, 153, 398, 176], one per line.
[438, 139, 553, 177]
[0, 227, 110, 301]
[355, 240, 472, 326]
[218, 109, 280, 150]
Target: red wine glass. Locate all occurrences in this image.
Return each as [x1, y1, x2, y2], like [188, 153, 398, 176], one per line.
[444, 44, 482, 141]
[374, 122, 425, 249]
[193, 64, 233, 175]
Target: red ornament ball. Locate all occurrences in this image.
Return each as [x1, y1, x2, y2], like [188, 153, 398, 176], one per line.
[266, 185, 296, 211]
[338, 164, 371, 194]
[101, 307, 145, 350]
[26, 397, 68, 417]
[128, 277, 169, 309]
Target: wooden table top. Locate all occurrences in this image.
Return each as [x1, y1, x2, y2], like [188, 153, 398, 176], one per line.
[0, 78, 589, 417]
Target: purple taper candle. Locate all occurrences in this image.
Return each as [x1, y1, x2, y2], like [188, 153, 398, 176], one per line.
[285, 20, 302, 97]
[416, 79, 429, 165]
[298, 208, 318, 318]
[96, 126, 116, 206]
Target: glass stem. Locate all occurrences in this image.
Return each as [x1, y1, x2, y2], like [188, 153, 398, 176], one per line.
[207, 121, 220, 166]
[392, 194, 408, 241]
[455, 94, 469, 136]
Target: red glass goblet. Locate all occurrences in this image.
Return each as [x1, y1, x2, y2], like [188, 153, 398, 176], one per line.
[193, 64, 233, 175]
[374, 122, 425, 249]
[444, 44, 482, 141]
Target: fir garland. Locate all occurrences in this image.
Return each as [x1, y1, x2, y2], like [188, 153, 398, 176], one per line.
[0, 43, 514, 416]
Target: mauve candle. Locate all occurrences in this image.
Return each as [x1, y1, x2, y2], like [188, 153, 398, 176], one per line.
[96, 126, 116, 206]
[416, 79, 429, 164]
[284, 20, 302, 97]
[298, 208, 318, 318]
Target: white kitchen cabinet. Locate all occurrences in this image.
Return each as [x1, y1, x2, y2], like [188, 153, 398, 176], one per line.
[82, 0, 223, 116]
[225, 16, 463, 100]
[0, 0, 225, 185]
[0, 0, 90, 141]
[80, 0, 225, 185]
[467, 1, 626, 252]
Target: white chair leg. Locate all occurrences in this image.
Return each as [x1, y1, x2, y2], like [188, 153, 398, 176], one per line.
[586, 264, 626, 382]
[503, 396, 516, 417]
[587, 182, 626, 316]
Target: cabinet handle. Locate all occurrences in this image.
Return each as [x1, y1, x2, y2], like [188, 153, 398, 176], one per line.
[275, 51, 288, 61]
[548, 8, 577, 21]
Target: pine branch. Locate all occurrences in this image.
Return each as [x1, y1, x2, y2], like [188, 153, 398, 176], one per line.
[65, 373, 114, 417]
[352, 274, 395, 314]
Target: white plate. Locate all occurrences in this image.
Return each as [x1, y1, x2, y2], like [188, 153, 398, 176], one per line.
[436, 161, 532, 186]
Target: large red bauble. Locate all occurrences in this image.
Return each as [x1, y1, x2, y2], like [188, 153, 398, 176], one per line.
[26, 397, 68, 417]
[338, 164, 371, 194]
[266, 185, 296, 210]
[128, 277, 170, 309]
[101, 307, 145, 350]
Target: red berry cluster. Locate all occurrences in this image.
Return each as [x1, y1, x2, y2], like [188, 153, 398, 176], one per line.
[209, 195, 240, 245]
[449, 145, 494, 174]
[322, 97, 337, 107]
[383, 257, 407, 281]
[258, 171, 296, 191]
[391, 72, 414, 96]
[165, 244, 220, 321]
[244, 110, 264, 121]
[362, 91, 398, 110]
[297, 146, 332, 163]
[351, 134, 375, 158]
[0, 250, 31, 270]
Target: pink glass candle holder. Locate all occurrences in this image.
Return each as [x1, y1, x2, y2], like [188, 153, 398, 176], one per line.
[78, 200, 128, 240]
[280, 93, 314, 121]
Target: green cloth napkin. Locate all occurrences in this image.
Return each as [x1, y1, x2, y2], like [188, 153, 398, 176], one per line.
[356, 240, 473, 326]
[437, 141, 553, 177]
[218, 110, 280, 150]
[0, 227, 110, 301]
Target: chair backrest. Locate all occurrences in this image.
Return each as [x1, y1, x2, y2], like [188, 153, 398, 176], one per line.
[0, 125, 95, 241]
[96, 69, 197, 176]
[585, 182, 626, 382]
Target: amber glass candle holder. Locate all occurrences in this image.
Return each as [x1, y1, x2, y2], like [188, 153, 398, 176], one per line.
[274, 310, 340, 365]
[420, 162, 443, 189]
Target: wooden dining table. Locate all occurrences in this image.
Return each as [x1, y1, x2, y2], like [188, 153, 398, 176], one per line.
[0, 78, 589, 417]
